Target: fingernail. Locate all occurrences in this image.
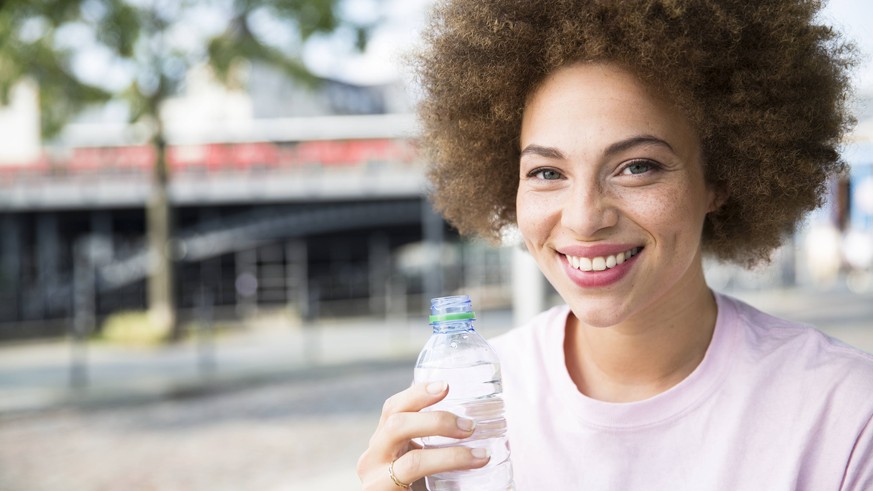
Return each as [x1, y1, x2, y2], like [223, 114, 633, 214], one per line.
[426, 381, 447, 394]
[471, 447, 490, 459]
[456, 417, 475, 432]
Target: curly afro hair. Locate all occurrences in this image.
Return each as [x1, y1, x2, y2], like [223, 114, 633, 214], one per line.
[412, 0, 855, 266]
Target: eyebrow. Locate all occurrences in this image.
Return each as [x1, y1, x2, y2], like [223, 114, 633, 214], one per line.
[519, 144, 566, 159]
[520, 135, 675, 160]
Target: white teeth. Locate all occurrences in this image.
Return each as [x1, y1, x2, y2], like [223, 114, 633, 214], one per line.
[592, 257, 606, 271]
[565, 247, 640, 273]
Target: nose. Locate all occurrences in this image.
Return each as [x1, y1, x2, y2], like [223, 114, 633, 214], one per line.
[559, 179, 619, 237]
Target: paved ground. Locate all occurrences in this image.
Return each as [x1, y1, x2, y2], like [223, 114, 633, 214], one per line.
[0, 359, 412, 491]
[0, 286, 871, 491]
[0, 308, 515, 491]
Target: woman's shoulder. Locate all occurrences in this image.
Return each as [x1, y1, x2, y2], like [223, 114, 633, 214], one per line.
[717, 291, 873, 394]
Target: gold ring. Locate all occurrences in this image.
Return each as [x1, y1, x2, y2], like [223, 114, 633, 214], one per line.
[388, 458, 412, 488]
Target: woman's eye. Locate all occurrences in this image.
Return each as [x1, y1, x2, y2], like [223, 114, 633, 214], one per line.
[621, 160, 658, 175]
[530, 168, 563, 180]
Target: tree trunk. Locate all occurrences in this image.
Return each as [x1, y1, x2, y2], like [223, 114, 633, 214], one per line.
[146, 128, 176, 340]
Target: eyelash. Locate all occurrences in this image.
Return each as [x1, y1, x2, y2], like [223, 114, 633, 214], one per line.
[525, 159, 662, 180]
[619, 159, 662, 176]
[526, 167, 563, 180]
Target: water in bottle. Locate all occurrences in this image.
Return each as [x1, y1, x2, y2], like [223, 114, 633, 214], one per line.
[414, 295, 514, 491]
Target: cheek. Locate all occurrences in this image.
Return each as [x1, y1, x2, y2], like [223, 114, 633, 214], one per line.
[621, 187, 708, 241]
[515, 191, 555, 244]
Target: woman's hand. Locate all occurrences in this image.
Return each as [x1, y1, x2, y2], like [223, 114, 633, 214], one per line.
[356, 381, 491, 490]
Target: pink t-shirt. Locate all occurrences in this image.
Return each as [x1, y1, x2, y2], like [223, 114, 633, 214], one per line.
[490, 292, 873, 490]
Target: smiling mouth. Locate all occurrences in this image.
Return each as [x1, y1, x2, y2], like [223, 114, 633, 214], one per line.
[564, 247, 642, 272]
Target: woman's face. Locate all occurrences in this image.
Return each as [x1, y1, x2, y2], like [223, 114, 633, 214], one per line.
[517, 63, 717, 328]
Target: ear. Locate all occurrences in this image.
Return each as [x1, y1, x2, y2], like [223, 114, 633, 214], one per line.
[705, 183, 728, 213]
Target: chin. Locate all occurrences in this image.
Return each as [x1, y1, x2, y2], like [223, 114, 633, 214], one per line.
[562, 295, 634, 329]
[570, 310, 626, 329]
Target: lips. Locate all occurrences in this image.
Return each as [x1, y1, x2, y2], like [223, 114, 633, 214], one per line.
[557, 245, 642, 288]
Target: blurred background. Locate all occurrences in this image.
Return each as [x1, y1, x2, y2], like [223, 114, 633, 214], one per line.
[0, 0, 871, 490]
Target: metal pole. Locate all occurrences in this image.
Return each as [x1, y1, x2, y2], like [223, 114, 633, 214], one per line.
[304, 283, 321, 365]
[37, 213, 60, 319]
[70, 237, 96, 389]
[369, 233, 390, 316]
[286, 240, 309, 321]
[1, 214, 22, 322]
[196, 284, 216, 379]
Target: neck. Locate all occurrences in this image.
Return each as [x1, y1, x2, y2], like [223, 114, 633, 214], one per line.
[564, 274, 718, 403]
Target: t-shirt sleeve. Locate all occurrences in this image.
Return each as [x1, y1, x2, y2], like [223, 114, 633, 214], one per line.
[842, 412, 873, 491]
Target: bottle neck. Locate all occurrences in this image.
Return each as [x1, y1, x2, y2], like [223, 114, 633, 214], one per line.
[431, 320, 475, 334]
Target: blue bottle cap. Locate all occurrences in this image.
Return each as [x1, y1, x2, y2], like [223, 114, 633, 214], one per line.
[429, 295, 476, 324]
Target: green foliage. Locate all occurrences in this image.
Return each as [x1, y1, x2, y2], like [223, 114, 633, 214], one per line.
[208, 22, 318, 88]
[0, 0, 369, 139]
[100, 310, 172, 345]
[95, 0, 141, 58]
[99, 309, 229, 345]
[0, 0, 111, 137]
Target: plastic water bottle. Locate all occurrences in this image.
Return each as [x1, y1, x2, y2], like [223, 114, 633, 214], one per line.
[414, 295, 514, 491]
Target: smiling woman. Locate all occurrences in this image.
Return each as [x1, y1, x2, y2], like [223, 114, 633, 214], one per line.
[517, 63, 717, 335]
[356, 1, 873, 490]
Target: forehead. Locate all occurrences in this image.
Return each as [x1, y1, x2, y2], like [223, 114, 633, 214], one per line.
[521, 63, 699, 152]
